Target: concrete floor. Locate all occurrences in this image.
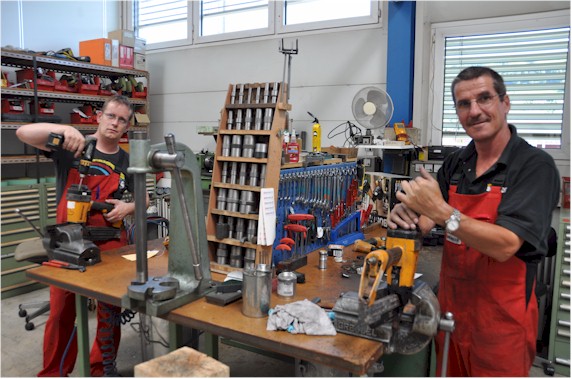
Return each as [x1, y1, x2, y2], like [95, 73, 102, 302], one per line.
[1, 286, 295, 377]
[1, 286, 563, 377]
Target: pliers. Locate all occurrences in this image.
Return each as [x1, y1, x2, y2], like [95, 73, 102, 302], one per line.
[42, 260, 86, 272]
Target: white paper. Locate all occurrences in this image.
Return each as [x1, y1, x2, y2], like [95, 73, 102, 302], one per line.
[257, 188, 276, 246]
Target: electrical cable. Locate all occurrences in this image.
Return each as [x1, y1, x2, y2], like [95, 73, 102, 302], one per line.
[60, 325, 77, 377]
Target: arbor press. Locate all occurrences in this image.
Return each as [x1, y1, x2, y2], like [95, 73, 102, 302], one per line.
[122, 132, 213, 316]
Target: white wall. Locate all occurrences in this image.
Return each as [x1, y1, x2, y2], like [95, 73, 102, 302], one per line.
[412, 1, 570, 178]
[146, 25, 388, 153]
[1, 0, 120, 53]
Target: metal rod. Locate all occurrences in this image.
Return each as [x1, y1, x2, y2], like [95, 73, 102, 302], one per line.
[130, 132, 149, 284]
[164, 134, 203, 281]
[14, 208, 44, 238]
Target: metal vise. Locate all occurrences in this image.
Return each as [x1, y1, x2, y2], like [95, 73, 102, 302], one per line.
[332, 281, 441, 355]
[42, 223, 101, 266]
[122, 132, 212, 316]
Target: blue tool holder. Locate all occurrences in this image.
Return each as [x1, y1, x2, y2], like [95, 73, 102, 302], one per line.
[273, 162, 364, 264]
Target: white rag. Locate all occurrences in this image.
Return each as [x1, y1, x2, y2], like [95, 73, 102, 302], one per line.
[266, 299, 336, 336]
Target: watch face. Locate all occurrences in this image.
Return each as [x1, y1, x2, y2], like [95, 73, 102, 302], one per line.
[446, 219, 459, 232]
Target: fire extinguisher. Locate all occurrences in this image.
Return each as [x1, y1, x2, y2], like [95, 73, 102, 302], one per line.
[308, 111, 321, 153]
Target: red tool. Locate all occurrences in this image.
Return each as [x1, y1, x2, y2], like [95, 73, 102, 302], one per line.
[42, 260, 86, 272]
[287, 214, 315, 222]
[280, 237, 295, 246]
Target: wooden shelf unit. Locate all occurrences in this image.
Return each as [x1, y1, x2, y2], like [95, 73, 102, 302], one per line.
[206, 82, 288, 273]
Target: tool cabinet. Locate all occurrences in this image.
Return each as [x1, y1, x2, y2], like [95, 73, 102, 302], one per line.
[206, 82, 289, 273]
[0, 49, 151, 297]
[548, 210, 570, 376]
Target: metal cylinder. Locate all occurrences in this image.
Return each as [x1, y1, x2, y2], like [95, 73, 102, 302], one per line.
[319, 250, 328, 270]
[242, 264, 271, 318]
[222, 135, 231, 157]
[216, 243, 229, 265]
[242, 135, 255, 158]
[259, 164, 267, 187]
[254, 143, 268, 158]
[216, 188, 227, 210]
[226, 110, 234, 130]
[249, 164, 259, 187]
[239, 163, 248, 185]
[221, 162, 229, 183]
[231, 135, 242, 157]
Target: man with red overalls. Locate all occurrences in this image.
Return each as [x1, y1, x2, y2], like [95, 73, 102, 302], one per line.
[388, 67, 560, 376]
[17, 95, 145, 376]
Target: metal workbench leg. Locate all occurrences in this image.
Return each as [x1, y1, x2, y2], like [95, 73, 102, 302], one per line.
[169, 322, 184, 350]
[75, 294, 90, 377]
[204, 333, 219, 359]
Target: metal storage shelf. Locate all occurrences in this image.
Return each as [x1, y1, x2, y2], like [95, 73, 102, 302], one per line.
[1, 49, 147, 78]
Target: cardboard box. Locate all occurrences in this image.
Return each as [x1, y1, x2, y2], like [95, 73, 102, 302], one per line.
[134, 37, 147, 54]
[79, 38, 112, 66]
[119, 45, 134, 69]
[111, 39, 119, 67]
[108, 29, 135, 47]
[134, 53, 146, 71]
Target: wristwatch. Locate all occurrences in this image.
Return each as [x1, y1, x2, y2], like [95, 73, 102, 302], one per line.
[445, 209, 461, 233]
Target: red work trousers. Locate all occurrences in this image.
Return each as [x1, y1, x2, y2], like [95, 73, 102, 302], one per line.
[37, 286, 121, 377]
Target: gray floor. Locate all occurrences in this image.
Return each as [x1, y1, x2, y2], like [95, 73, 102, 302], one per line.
[0, 286, 563, 377]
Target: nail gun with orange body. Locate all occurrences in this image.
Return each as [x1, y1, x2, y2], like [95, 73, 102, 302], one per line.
[332, 228, 446, 355]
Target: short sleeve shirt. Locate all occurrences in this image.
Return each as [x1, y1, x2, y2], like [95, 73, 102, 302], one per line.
[436, 124, 560, 262]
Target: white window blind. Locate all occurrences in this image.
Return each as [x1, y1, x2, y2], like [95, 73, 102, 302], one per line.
[283, 0, 371, 25]
[200, 0, 269, 37]
[135, 0, 188, 44]
[442, 27, 570, 149]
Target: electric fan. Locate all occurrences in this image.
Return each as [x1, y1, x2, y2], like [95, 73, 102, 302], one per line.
[351, 86, 394, 139]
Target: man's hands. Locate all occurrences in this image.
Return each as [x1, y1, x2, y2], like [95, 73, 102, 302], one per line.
[103, 199, 134, 224]
[60, 126, 87, 158]
[388, 168, 451, 233]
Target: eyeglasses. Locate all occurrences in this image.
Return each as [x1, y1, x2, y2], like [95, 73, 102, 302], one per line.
[103, 112, 129, 126]
[454, 93, 504, 112]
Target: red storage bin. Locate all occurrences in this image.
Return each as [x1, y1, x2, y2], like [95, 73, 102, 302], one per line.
[16, 69, 56, 91]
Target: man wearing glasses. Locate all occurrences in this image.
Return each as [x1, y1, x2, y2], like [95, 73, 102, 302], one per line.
[388, 67, 560, 376]
[17, 95, 144, 376]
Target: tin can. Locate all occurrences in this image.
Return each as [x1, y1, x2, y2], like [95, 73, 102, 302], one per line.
[241, 263, 272, 318]
[277, 271, 297, 297]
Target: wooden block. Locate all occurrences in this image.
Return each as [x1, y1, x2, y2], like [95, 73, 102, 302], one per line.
[134, 346, 230, 377]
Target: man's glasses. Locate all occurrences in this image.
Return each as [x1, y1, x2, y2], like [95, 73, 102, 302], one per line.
[103, 112, 129, 126]
[454, 93, 504, 112]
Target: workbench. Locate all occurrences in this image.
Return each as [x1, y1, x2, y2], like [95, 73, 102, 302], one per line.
[26, 236, 443, 377]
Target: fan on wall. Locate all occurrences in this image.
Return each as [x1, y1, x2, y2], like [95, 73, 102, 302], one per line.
[351, 86, 394, 144]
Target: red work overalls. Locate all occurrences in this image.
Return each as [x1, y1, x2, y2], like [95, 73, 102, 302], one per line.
[38, 168, 127, 377]
[435, 182, 538, 376]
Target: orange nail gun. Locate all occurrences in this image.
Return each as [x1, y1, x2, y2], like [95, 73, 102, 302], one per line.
[332, 228, 442, 355]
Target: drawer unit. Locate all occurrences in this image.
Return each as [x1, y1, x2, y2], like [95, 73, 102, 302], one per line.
[548, 214, 571, 376]
[1, 183, 56, 298]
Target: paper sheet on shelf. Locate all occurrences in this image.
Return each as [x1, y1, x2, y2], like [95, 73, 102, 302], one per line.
[122, 250, 159, 261]
[257, 188, 276, 246]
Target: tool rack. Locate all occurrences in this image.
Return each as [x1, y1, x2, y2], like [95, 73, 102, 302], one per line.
[0, 49, 152, 298]
[274, 162, 364, 264]
[206, 82, 289, 273]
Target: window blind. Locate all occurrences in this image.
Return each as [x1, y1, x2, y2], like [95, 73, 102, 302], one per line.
[442, 27, 570, 148]
[135, 0, 188, 44]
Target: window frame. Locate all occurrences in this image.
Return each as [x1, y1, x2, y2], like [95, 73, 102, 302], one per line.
[192, 0, 275, 44]
[275, 0, 380, 34]
[429, 10, 570, 161]
[133, 0, 382, 49]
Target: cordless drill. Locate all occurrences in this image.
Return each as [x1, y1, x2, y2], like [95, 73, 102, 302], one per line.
[46, 133, 118, 226]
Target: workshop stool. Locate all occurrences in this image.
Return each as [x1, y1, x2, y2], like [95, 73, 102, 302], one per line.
[134, 346, 229, 377]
